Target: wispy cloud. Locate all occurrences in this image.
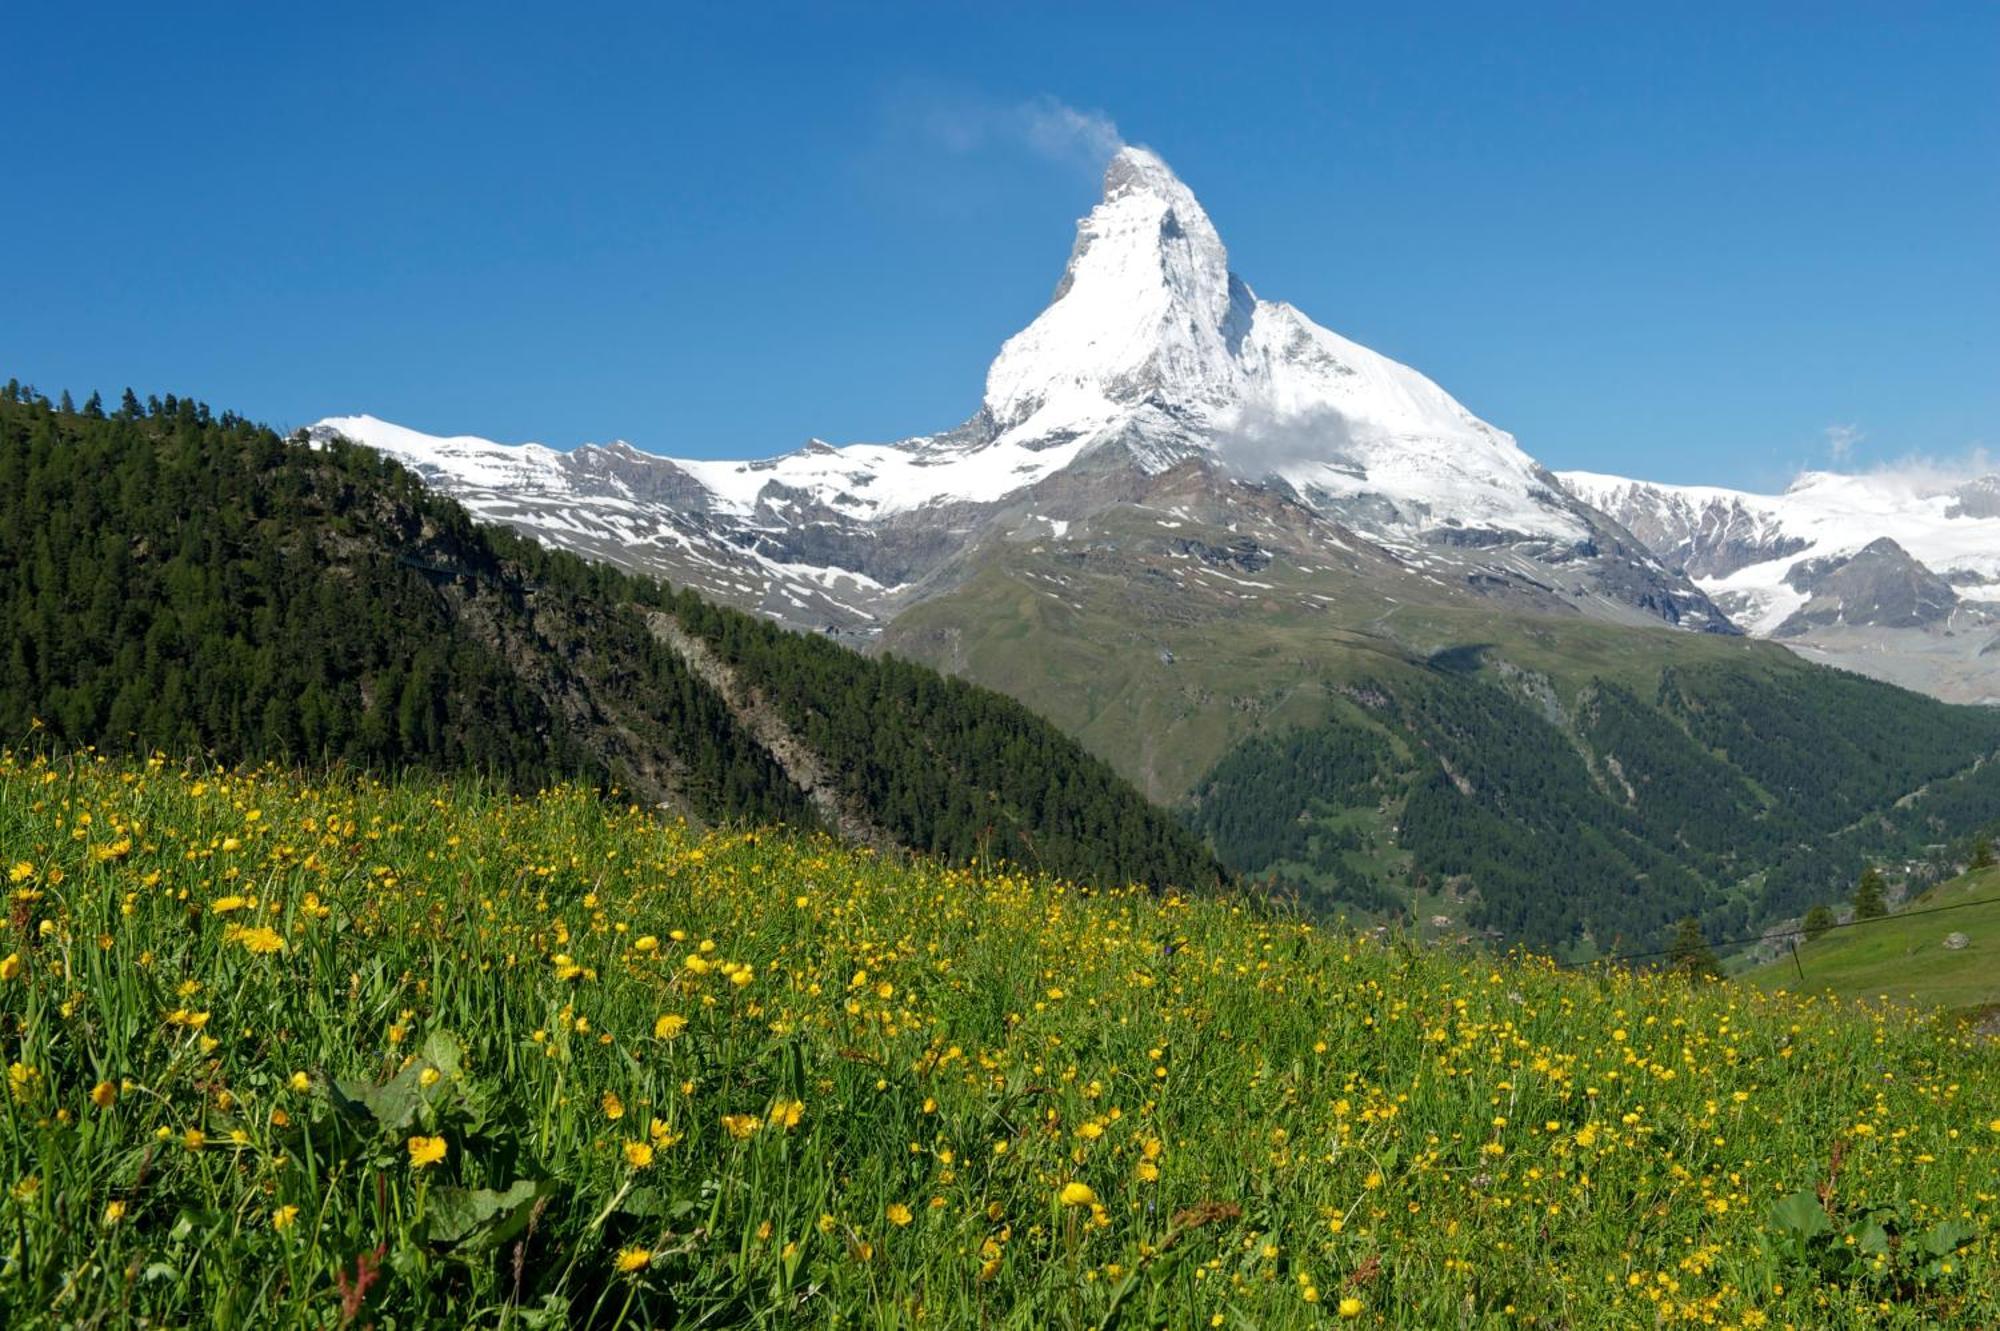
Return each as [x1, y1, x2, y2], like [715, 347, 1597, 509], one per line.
[853, 85, 1129, 220]
[1824, 422, 1862, 464]
[1215, 401, 1367, 481]
[1018, 97, 1125, 172]
[1852, 446, 1996, 496]
[886, 87, 1125, 176]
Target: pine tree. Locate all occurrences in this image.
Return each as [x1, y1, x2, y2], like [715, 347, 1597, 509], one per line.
[1667, 915, 1719, 978]
[1801, 903, 1834, 942]
[1972, 837, 1994, 870]
[1852, 866, 1888, 920]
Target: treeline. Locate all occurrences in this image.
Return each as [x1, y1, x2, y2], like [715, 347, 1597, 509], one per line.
[0, 383, 1223, 891]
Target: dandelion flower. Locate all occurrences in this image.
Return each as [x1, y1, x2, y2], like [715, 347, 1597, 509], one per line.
[1059, 1181, 1096, 1208]
[103, 1199, 127, 1225]
[272, 1204, 299, 1231]
[602, 1091, 625, 1121]
[1338, 1296, 1364, 1318]
[407, 1135, 447, 1169]
[886, 1202, 913, 1226]
[623, 1140, 654, 1169]
[615, 1246, 652, 1273]
[654, 1013, 687, 1040]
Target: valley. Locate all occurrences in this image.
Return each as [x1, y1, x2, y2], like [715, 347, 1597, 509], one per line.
[308, 146, 2000, 958]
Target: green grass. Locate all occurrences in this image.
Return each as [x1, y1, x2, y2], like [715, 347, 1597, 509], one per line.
[1745, 868, 2000, 1022]
[882, 516, 1805, 805]
[2, 750, 1997, 1327]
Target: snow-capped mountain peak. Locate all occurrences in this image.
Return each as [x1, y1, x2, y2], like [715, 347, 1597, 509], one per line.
[983, 145, 1247, 434]
[313, 143, 1729, 640]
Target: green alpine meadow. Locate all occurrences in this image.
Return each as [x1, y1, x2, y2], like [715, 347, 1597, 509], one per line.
[2, 752, 1996, 1327]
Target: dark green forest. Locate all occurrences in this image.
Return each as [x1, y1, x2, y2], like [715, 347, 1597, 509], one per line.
[0, 383, 1221, 892]
[1191, 657, 2000, 952]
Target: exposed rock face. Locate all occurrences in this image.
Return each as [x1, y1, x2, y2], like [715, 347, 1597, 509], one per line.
[1775, 538, 1958, 635]
[1563, 476, 1809, 580]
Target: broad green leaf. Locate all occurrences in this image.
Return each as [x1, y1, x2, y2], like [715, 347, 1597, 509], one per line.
[424, 1178, 554, 1250]
[1768, 1191, 1829, 1238]
[1921, 1219, 1978, 1256]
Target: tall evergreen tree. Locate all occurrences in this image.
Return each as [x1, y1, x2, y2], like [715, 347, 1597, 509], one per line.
[1801, 903, 1834, 942]
[1852, 866, 1888, 920]
[1666, 915, 1719, 978]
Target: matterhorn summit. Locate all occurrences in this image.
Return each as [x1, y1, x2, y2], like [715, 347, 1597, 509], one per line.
[313, 144, 1726, 637]
[982, 146, 1251, 433]
[977, 147, 1589, 544]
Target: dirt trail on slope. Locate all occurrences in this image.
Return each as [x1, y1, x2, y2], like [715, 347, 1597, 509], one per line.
[642, 610, 897, 851]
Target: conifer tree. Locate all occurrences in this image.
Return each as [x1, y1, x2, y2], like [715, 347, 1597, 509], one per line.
[1852, 865, 1888, 920]
[1666, 915, 1719, 978]
[1801, 903, 1834, 942]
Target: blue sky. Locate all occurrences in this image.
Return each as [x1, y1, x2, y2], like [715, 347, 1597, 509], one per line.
[3, 3, 1994, 490]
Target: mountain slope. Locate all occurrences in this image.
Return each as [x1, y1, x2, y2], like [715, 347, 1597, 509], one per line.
[1563, 469, 2000, 702]
[315, 145, 1728, 639]
[0, 387, 1222, 891]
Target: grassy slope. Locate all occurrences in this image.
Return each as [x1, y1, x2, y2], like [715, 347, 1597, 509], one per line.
[1745, 868, 2000, 1020]
[885, 531, 1810, 806]
[2, 752, 1996, 1327]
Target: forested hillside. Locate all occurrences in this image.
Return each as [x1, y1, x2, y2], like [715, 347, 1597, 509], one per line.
[0, 383, 1221, 891]
[1191, 653, 2000, 953]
